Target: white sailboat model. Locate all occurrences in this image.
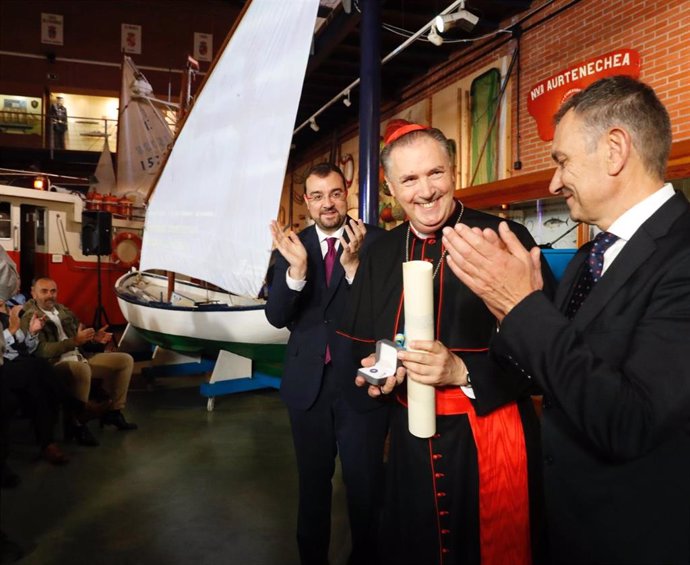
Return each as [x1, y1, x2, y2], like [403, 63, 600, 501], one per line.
[115, 0, 320, 386]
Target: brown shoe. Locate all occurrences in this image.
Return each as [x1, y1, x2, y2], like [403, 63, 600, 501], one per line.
[77, 399, 113, 424]
[42, 443, 70, 465]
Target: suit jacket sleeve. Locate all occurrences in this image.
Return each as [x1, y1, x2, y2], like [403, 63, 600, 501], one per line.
[491, 246, 690, 461]
[264, 249, 304, 330]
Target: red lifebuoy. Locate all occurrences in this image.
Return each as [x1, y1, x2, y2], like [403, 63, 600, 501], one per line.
[111, 231, 142, 269]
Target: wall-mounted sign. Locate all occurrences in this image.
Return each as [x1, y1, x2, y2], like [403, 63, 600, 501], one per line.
[121, 23, 142, 54]
[41, 13, 64, 46]
[527, 49, 641, 141]
[194, 33, 213, 62]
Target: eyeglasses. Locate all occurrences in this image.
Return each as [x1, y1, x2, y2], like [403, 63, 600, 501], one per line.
[304, 189, 346, 203]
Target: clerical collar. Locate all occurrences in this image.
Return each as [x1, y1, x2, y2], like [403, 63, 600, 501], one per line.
[406, 201, 465, 279]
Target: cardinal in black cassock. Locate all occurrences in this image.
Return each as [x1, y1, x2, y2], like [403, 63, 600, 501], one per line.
[339, 122, 554, 565]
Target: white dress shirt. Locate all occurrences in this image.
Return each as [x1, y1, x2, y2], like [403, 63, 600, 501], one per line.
[600, 183, 675, 274]
[286, 224, 346, 291]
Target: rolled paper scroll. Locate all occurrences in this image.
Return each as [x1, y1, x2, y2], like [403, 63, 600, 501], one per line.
[402, 260, 436, 438]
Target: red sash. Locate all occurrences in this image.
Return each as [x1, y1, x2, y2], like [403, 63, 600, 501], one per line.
[402, 388, 532, 565]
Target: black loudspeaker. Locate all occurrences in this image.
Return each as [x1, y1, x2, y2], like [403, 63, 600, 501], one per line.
[81, 211, 112, 256]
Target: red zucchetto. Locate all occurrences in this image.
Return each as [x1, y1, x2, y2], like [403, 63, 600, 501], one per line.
[383, 119, 429, 146]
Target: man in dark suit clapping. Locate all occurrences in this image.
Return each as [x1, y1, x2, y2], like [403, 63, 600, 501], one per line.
[443, 76, 690, 565]
[266, 162, 387, 565]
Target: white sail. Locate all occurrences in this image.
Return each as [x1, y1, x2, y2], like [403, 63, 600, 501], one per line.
[92, 137, 116, 194]
[115, 56, 175, 200]
[140, 0, 320, 297]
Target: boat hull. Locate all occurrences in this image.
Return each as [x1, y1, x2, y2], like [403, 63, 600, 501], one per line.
[116, 272, 289, 373]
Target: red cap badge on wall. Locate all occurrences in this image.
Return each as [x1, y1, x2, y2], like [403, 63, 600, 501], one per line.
[527, 49, 641, 141]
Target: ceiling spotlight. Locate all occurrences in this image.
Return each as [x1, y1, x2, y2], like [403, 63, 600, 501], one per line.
[309, 117, 320, 132]
[343, 90, 352, 107]
[428, 25, 443, 47]
[435, 1, 478, 34]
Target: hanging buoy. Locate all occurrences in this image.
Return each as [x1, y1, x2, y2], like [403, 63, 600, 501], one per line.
[111, 231, 142, 269]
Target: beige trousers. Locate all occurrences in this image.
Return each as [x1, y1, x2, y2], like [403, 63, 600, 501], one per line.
[54, 352, 134, 411]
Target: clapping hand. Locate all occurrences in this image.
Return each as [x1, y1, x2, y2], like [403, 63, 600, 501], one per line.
[339, 219, 367, 280]
[93, 325, 113, 344]
[7, 305, 22, 334]
[75, 323, 96, 345]
[442, 222, 543, 321]
[270, 220, 308, 281]
[28, 312, 46, 335]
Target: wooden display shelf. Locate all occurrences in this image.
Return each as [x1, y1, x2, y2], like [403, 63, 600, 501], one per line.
[456, 139, 690, 210]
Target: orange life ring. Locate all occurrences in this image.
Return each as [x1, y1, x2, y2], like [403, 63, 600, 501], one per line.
[111, 231, 142, 269]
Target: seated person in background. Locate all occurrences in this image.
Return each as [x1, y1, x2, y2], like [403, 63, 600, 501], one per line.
[1, 300, 110, 460]
[1, 250, 21, 489]
[21, 277, 137, 446]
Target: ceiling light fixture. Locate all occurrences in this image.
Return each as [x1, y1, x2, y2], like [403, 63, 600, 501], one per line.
[435, 1, 478, 34]
[293, 0, 469, 136]
[343, 90, 352, 107]
[309, 117, 320, 132]
[428, 25, 444, 46]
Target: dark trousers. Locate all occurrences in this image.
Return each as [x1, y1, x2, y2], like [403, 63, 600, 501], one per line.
[2, 356, 67, 448]
[287, 364, 389, 565]
[1, 364, 19, 467]
[53, 129, 65, 149]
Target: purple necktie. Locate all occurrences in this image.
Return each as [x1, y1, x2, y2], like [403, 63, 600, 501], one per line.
[324, 237, 337, 364]
[566, 231, 619, 319]
[324, 237, 337, 287]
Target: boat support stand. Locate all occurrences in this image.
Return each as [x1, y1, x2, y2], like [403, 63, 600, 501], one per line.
[142, 348, 280, 411]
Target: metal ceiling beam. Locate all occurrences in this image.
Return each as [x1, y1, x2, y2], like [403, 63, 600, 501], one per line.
[306, 7, 361, 76]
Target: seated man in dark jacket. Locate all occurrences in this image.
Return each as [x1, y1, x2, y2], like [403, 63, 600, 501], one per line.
[2, 299, 109, 462]
[21, 277, 137, 446]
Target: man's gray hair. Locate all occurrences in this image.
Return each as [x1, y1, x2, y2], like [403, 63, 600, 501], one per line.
[554, 75, 671, 180]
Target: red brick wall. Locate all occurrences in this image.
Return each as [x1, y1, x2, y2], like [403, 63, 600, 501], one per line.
[514, 0, 690, 174]
[388, 0, 690, 178]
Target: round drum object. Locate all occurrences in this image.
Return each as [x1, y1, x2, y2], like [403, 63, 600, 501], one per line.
[103, 194, 120, 214]
[86, 192, 103, 210]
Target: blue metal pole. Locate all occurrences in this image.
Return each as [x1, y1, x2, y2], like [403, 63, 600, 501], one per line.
[358, 0, 380, 225]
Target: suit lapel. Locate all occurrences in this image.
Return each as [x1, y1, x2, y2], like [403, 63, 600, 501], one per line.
[565, 192, 688, 326]
[572, 234, 655, 326]
[555, 245, 590, 311]
[303, 227, 324, 283]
